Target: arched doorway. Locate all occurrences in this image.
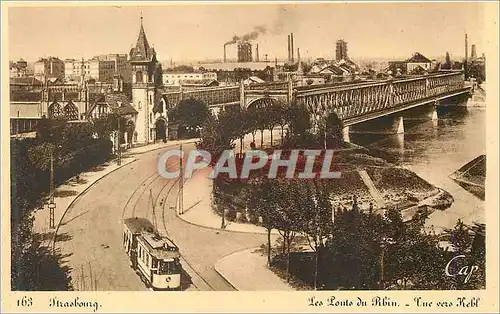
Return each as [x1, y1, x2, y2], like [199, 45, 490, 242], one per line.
[155, 118, 167, 142]
[125, 120, 135, 145]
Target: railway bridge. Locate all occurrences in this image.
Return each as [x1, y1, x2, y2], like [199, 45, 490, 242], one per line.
[162, 72, 472, 141]
[11, 72, 471, 142]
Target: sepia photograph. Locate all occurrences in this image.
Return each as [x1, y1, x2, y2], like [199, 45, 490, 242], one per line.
[2, 1, 498, 312]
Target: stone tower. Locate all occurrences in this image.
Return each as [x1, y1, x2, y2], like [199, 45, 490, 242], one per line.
[129, 16, 159, 144]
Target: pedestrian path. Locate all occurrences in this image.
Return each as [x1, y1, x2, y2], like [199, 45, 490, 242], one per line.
[358, 170, 386, 208]
[124, 138, 199, 156]
[214, 248, 294, 291]
[33, 157, 136, 247]
[179, 168, 280, 235]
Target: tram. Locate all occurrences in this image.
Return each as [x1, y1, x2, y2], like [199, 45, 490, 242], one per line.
[123, 217, 181, 290]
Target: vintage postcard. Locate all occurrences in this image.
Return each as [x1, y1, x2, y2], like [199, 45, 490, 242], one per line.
[2, 1, 499, 313]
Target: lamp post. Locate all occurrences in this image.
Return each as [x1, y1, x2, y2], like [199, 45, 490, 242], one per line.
[117, 114, 122, 166]
[178, 143, 184, 215]
[379, 237, 394, 290]
[49, 151, 55, 229]
[114, 110, 125, 166]
[48, 144, 62, 229]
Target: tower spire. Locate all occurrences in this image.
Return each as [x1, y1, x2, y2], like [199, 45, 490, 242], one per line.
[130, 13, 154, 62]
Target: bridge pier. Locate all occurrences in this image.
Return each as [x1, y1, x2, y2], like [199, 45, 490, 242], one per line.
[342, 126, 351, 143]
[402, 102, 438, 122]
[436, 93, 470, 116]
[349, 114, 405, 136]
[393, 116, 405, 134]
[438, 92, 470, 107]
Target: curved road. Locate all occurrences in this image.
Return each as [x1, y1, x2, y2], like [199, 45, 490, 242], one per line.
[55, 144, 267, 291]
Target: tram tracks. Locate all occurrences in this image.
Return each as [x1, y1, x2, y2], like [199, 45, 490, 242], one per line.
[158, 173, 217, 291]
[119, 147, 217, 291]
[121, 160, 180, 220]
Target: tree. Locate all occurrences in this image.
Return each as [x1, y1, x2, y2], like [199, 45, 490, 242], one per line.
[255, 107, 270, 148]
[383, 207, 449, 290]
[441, 220, 485, 289]
[265, 104, 282, 147]
[245, 178, 280, 265]
[273, 179, 305, 282]
[276, 105, 291, 144]
[288, 103, 311, 137]
[198, 110, 239, 161]
[35, 117, 66, 144]
[468, 62, 486, 83]
[246, 107, 260, 144]
[167, 65, 195, 73]
[320, 204, 454, 290]
[91, 113, 127, 140]
[11, 139, 72, 291]
[227, 109, 249, 155]
[299, 180, 333, 289]
[171, 98, 210, 137]
[324, 112, 344, 149]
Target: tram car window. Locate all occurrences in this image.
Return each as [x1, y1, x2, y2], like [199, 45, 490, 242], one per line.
[123, 218, 182, 290]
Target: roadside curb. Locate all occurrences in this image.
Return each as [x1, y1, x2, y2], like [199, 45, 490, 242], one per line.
[214, 265, 238, 291]
[51, 157, 137, 250]
[213, 246, 261, 291]
[176, 202, 279, 236]
[125, 140, 199, 156]
[174, 178, 280, 236]
[213, 246, 290, 291]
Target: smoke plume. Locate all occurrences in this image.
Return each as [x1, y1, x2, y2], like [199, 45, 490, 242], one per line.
[224, 6, 297, 46]
[225, 25, 267, 45]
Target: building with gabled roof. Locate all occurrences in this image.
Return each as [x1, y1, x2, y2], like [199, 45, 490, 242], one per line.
[389, 52, 432, 75]
[86, 93, 137, 120]
[406, 52, 432, 64]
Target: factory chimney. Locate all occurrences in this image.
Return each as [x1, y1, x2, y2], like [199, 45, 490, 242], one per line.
[297, 47, 302, 75]
[471, 44, 477, 60]
[256, 44, 260, 62]
[287, 35, 291, 62]
[224, 44, 227, 63]
[291, 33, 295, 63]
[464, 33, 468, 77]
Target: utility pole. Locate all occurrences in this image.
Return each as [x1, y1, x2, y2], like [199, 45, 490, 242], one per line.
[48, 151, 55, 229]
[179, 143, 184, 215]
[324, 130, 327, 150]
[16, 111, 20, 138]
[117, 115, 121, 166]
[379, 244, 385, 290]
[150, 189, 157, 230]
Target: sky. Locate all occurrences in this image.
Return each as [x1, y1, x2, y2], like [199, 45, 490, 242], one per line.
[8, 2, 489, 64]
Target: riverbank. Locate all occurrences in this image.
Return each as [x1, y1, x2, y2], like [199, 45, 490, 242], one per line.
[449, 155, 486, 200]
[179, 148, 454, 235]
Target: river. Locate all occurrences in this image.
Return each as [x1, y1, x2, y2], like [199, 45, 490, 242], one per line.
[351, 105, 486, 233]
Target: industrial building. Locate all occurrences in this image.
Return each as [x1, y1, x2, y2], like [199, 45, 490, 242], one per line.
[336, 39, 348, 61]
[237, 42, 253, 62]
